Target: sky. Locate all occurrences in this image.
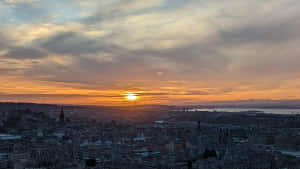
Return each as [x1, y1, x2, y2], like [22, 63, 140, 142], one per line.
[0, 0, 300, 105]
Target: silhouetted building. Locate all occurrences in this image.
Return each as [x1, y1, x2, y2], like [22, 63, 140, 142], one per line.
[59, 107, 64, 124]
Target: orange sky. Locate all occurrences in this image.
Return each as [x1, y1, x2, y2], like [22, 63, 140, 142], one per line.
[1, 75, 300, 105]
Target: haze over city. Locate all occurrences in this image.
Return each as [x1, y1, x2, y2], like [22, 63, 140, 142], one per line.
[1, 0, 300, 105]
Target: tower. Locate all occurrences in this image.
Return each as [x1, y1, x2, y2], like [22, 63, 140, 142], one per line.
[59, 106, 65, 124]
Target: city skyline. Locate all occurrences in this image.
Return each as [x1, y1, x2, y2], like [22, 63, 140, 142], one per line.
[1, 0, 300, 105]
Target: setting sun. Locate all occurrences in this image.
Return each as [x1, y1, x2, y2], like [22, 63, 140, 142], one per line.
[125, 93, 138, 101]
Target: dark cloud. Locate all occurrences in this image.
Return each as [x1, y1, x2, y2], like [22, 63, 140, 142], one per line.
[82, 0, 163, 24]
[0, 68, 18, 74]
[28, 31, 164, 83]
[137, 91, 210, 96]
[38, 31, 123, 56]
[0, 31, 14, 50]
[185, 90, 210, 95]
[0, 93, 123, 98]
[219, 16, 300, 46]
[2, 47, 48, 59]
[0, 39, 7, 50]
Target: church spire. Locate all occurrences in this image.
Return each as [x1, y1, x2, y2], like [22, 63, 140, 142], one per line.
[59, 106, 65, 124]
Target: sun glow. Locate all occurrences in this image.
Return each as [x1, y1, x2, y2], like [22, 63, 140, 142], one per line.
[125, 93, 138, 101]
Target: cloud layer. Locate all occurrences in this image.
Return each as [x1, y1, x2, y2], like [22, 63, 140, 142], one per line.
[0, 0, 300, 105]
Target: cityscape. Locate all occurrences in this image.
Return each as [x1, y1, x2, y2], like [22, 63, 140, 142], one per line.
[1, 103, 300, 169]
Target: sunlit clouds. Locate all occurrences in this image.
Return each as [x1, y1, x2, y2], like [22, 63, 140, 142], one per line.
[1, 0, 300, 105]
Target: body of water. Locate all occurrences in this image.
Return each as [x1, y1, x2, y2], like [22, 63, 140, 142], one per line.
[187, 108, 300, 115]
